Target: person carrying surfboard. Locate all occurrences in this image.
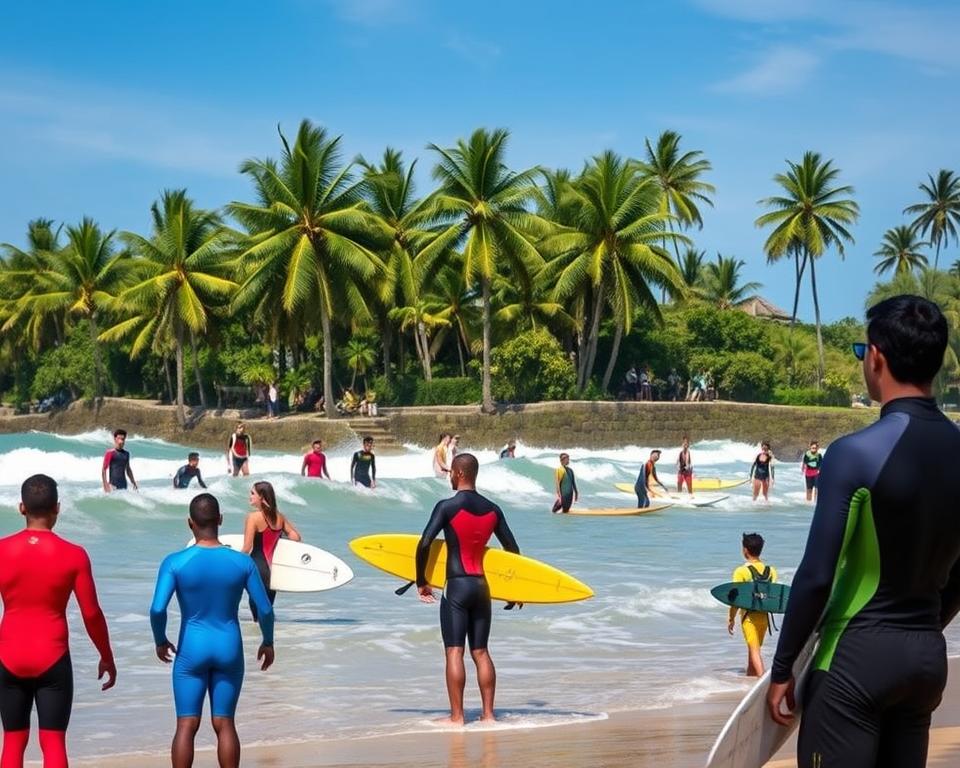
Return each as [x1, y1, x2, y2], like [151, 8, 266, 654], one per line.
[767, 295, 960, 768]
[727, 532, 778, 677]
[635, 449, 668, 508]
[415, 453, 520, 725]
[150, 493, 275, 768]
[242, 481, 301, 622]
[552, 453, 579, 513]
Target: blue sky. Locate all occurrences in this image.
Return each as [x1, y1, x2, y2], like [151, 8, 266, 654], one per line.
[1, 0, 958, 322]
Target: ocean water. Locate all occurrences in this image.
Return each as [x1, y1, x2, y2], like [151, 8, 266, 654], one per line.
[0, 430, 956, 759]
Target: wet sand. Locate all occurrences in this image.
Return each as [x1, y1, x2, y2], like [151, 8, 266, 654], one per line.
[78, 657, 960, 768]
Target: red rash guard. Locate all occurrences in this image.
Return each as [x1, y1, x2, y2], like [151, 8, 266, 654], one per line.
[0, 530, 113, 677]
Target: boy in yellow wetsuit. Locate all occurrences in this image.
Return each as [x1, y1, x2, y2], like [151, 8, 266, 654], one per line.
[727, 532, 777, 677]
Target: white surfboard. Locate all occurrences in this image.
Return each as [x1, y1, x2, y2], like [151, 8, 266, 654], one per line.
[186, 535, 354, 592]
[653, 492, 728, 507]
[705, 633, 817, 768]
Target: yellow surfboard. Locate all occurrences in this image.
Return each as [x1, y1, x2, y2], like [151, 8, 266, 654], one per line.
[349, 534, 593, 604]
[615, 477, 748, 494]
[566, 504, 673, 516]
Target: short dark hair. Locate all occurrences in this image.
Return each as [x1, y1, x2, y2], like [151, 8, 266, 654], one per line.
[21, 474, 58, 515]
[650, 449, 662, 456]
[452, 453, 479, 482]
[113, 429, 127, 438]
[866, 295, 948, 385]
[188, 452, 199, 461]
[363, 435, 374, 444]
[742, 532, 764, 557]
[189, 493, 220, 529]
[312, 439, 322, 446]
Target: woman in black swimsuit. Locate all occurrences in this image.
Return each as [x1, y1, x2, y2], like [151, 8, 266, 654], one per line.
[750, 442, 775, 502]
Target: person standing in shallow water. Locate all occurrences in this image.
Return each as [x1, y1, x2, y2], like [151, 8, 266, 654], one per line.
[768, 295, 960, 768]
[800, 440, 821, 502]
[351, 436, 376, 488]
[241, 482, 301, 622]
[102, 428, 138, 492]
[416, 454, 520, 725]
[226, 423, 252, 477]
[750, 442, 775, 502]
[552, 453, 579, 513]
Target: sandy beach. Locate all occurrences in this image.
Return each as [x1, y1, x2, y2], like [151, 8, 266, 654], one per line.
[76, 657, 960, 768]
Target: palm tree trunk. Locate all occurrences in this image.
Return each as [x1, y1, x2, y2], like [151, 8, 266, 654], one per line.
[190, 331, 206, 408]
[418, 323, 433, 382]
[164, 356, 174, 403]
[175, 323, 186, 426]
[455, 324, 466, 377]
[790, 249, 808, 330]
[809, 256, 825, 388]
[580, 287, 605, 391]
[601, 320, 624, 393]
[320, 299, 336, 419]
[381, 319, 393, 384]
[934, 237, 942, 271]
[481, 277, 494, 413]
[89, 315, 103, 401]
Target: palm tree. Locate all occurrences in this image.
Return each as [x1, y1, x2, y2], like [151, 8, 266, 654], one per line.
[676, 247, 706, 299]
[342, 335, 377, 390]
[756, 152, 859, 384]
[417, 128, 547, 412]
[950, 259, 960, 278]
[227, 120, 392, 418]
[428, 261, 480, 377]
[873, 226, 928, 275]
[101, 190, 236, 424]
[493, 269, 575, 333]
[904, 169, 960, 270]
[700, 254, 762, 309]
[388, 299, 449, 381]
[541, 150, 687, 391]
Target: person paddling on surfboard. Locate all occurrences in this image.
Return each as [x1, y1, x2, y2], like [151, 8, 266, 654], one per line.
[150, 493, 275, 768]
[635, 450, 668, 508]
[415, 453, 520, 725]
[241, 482, 301, 622]
[768, 296, 960, 768]
[728, 532, 778, 677]
[552, 453, 579, 513]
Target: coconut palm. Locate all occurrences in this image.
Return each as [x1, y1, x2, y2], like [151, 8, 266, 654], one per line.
[342, 335, 377, 390]
[699, 254, 762, 309]
[540, 150, 687, 391]
[101, 190, 236, 424]
[873, 226, 929, 275]
[904, 169, 960, 270]
[756, 152, 859, 384]
[417, 128, 547, 412]
[493, 269, 575, 333]
[427, 262, 480, 377]
[388, 299, 450, 381]
[227, 120, 392, 417]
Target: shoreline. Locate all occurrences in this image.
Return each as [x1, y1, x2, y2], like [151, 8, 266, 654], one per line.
[76, 657, 960, 768]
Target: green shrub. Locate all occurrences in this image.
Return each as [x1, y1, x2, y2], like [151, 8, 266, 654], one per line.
[414, 377, 481, 405]
[491, 329, 576, 403]
[719, 352, 776, 402]
[369, 374, 416, 406]
[31, 323, 99, 399]
[772, 387, 827, 406]
[821, 372, 852, 407]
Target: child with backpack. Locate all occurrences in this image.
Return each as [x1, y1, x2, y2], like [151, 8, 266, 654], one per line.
[727, 532, 778, 677]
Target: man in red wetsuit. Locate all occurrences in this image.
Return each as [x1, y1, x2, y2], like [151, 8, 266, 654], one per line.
[416, 453, 520, 724]
[0, 474, 116, 768]
[300, 440, 331, 479]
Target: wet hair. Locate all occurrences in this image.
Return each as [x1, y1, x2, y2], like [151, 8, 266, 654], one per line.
[761, 442, 771, 451]
[866, 295, 948, 385]
[189, 493, 220, 529]
[188, 452, 199, 461]
[439, 432, 450, 442]
[21, 474, 58, 515]
[363, 435, 374, 445]
[236, 422, 245, 430]
[253, 481, 279, 526]
[113, 429, 127, 438]
[452, 453, 479, 483]
[742, 532, 765, 557]
[650, 449, 662, 457]
[809, 440, 818, 448]
[559, 452, 569, 460]
[312, 439, 322, 447]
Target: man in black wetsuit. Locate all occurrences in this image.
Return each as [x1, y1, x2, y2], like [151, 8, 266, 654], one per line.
[350, 436, 376, 489]
[416, 453, 520, 725]
[173, 453, 207, 489]
[101, 429, 137, 493]
[768, 295, 960, 768]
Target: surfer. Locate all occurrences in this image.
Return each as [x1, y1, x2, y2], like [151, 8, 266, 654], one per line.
[415, 453, 520, 725]
[351, 436, 377, 488]
[499, 440, 516, 460]
[767, 296, 960, 768]
[174, 452, 207, 489]
[749, 442, 774, 502]
[727, 533, 778, 677]
[226, 423, 252, 477]
[242, 482, 301, 622]
[102, 428, 138, 492]
[800, 441, 821, 502]
[635, 450, 668, 508]
[301, 440, 331, 480]
[0, 474, 116, 768]
[552, 453, 579, 513]
[433, 433, 452, 477]
[677, 436, 693, 494]
[150, 493, 275, 768]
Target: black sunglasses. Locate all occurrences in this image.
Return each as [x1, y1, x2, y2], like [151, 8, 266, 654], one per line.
[852, 342, 868, 361]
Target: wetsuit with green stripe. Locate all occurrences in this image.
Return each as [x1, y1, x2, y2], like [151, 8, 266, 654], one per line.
[772, 397, 960, 768]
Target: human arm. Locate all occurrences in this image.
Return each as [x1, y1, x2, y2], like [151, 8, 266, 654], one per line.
[241, 514, 256, 554]
[149, 556, 177, 665]
[197, 470, 207, 489]
[281, 515, 302, 543]
[245, 559, 275, 670]
[102, 451, 112, 492]
[749, 458, 757, 480]
[554, 468, 562, 499]
[350, 452, 357, 484]
[371, 454, 376, 487]
[415, 501, 447, 600]
[301, 456, 308, 476]
[74, 550, 116, 689]
[322, 458, 331, 480]
[126, 461, 138, 490]
[493, 508, 520, 555]
[226, 436, 234, 468]
[572, 472, 579, 502]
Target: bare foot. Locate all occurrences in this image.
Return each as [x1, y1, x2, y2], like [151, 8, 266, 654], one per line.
[432, 716, 465, 727]
[479, 714, 496, 723]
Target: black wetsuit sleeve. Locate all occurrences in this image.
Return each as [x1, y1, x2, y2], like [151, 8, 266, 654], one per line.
[571, 472, 578, 495]
[415, 501, 448, 587]
[350, 452, 358, 482]
[772, 442, 858, 683]
[197, 470, 207, 489]
[941, 558, 960, 628]
[493, 508, 520, 555]
[173, 467, 184, 489]
[371, 454, 377, 481]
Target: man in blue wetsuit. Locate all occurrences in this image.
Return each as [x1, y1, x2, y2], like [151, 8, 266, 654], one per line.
[150, 493, 275, 768]
[768, 296, 960, 768]
[416, 453, 520, 725]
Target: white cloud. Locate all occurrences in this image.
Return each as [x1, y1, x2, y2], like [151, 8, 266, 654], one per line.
[712, 47, 820, 95]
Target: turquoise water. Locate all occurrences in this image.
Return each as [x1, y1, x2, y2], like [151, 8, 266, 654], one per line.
[0, 430, 956, 759]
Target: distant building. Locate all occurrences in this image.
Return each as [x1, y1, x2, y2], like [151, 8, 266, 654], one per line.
[735, 296, 792, 323]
